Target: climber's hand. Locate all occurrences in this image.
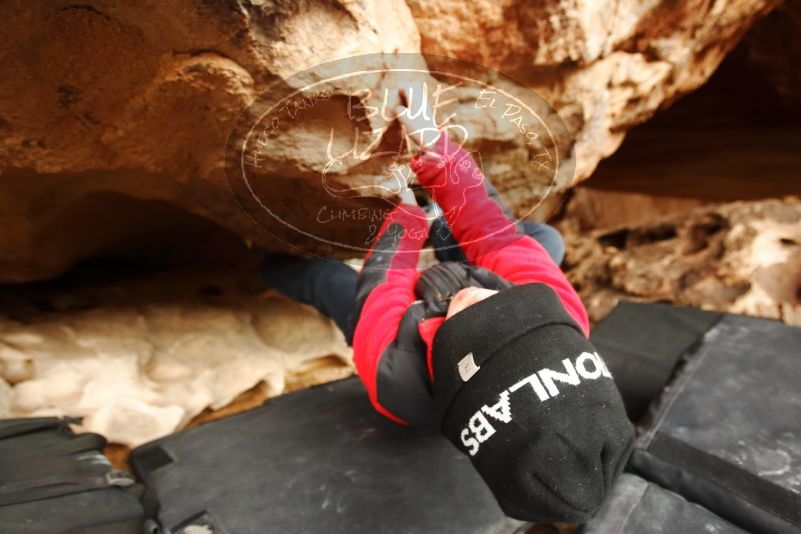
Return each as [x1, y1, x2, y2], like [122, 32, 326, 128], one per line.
[396, 84, 441, 152]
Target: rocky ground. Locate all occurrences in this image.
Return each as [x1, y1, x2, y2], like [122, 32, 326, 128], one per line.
[561, 195, 801, 327]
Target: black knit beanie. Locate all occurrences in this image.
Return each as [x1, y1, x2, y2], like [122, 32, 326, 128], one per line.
[432, 283, 634, 523]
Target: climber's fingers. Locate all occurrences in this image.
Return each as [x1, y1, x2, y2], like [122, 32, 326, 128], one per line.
[396, 84, 440, 150]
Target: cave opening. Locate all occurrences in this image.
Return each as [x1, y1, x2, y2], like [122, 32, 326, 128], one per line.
[580, 44, 801, 202]
[561, 36, 801, 233]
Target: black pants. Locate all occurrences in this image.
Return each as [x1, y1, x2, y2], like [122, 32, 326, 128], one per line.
[260, 219, 564, 345]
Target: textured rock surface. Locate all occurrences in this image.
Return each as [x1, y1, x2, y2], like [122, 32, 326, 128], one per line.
[408, 0, 782, 179]
[561, 197, 801, 326]
[0, 267, 353, 446]
[0, 0, 783, 281]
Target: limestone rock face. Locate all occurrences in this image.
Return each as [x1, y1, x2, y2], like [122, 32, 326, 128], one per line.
[0, 267, 353, 446]
[562, 197, 801, 326]
[408, 0, 781, 179]
[0, 0, 782, 281]
[0, 0, 422, 281]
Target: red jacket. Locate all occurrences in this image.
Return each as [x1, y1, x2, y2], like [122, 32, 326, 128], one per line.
[352, 133, 589, 426]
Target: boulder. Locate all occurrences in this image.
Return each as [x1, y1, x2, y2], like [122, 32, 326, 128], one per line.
[0, 0, 782, 281]
[747, 1, 801, 107]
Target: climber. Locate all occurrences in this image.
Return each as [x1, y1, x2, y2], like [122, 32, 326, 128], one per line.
[259, 87, 633, 523]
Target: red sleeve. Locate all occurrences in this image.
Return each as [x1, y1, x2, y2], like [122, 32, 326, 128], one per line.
[352, 204, 427, 422]
[411, 134, 590, 336]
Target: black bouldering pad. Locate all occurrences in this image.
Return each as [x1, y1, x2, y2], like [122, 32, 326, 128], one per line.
[627, 312, 801, 533]
[0, 417, 143, 534]
[131, 378, 526, 534]
[583, 473, 745, 533]
[590, 301, 723, 421]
